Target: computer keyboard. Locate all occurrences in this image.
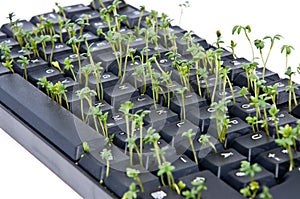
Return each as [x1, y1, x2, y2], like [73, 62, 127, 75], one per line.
[1, 1, 300, 199]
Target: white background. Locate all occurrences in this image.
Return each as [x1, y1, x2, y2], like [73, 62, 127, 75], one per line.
[0, 0, 300, 198]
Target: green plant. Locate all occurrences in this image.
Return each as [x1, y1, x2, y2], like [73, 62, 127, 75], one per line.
[285, 66, 298, 112]
[122, 183, 138, 199]
[100, 148, 113, 177]
[239, 161, 262, 199]
[275, 124, 298, 171]
[268, 104, 280, 138]
[281, 44, 294, 69]
[82, 141, 90, 153]
[76, 87, 97, 121]
[232, 25, 254, 61]
[126, 168, 144, 193]
[198, 134, 217, 153]
[211, 99, 231, 145]
[63, 57, 77, 81]
[178, 1, 190, 26]
[182, 177, 207, 199]
[157, 161, 179, 194]
[176, 87, 188, 121]
[258, 186, 273, 199]
[182, 129, 198, 164]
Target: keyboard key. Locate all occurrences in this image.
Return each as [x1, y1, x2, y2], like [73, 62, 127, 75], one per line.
[13, 57, 48, 77]
[1, 20, 36, 37]
[225, 166, 276, 191]
[0, 74, 102, 160]
[30, 12, 66, 25]
[0, 30, 6, 39]
[255, 147, 300, 178]
[139, 186, 185, 199]
[28, 65, 64, 85]
[178, 170, 245, 199]
[268, 111, 298, 137]
[64, 4, 92, 19]
[233, 132, 278, 162]
[269, 167, 300, 198]
[104, 165, 160, 198]
[200, 148, 247, 179]
[222, 57, 250, 81]
[119, 5, 149, 28]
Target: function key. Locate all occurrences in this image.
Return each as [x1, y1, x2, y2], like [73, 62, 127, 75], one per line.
[64, 4, 93, 19]
[30, 12, 66, 25]
[1, 20, 36, 37]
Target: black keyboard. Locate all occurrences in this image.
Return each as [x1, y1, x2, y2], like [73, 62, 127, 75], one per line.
[1, 1, 300, 199]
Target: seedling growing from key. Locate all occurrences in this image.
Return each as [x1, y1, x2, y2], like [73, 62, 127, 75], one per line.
[126, 168, 144, 193]
[122, 183, 138, 199]
[198, 134, 217, 153]
[268, 104, 280, 138]
[232, 25, 255, 61]
[157, 161, 180, 194]
[284, 66, 298, 112]
[63, 57, 77, 81]
[101, 148, 113, 177]
[17, 55, 29, 80]
[176, 86, 188, 121]
[275, 124, 298, 171]
[76, 87, 97, 122]
[0, 42, 14, 73]
[182, 129, 198, 164]
[239, 160, 262, 199]
[182, 177, 207, 199]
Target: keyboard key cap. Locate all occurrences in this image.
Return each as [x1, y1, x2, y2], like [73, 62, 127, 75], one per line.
[1, 20, 36, 37]
[225, 166, 276, 191]
[28, 66, 64, 85]
[200, 148, 247, 178]
[255, 147, 300, 178]
[233, 132, 278, 162]
[178, 170, 245, 199]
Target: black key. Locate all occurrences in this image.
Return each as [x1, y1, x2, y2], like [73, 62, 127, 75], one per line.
[86, 20, 114, 36]
[225, 166, 276, 191]
[104, 165, 160, 198]
[53, 24, 81, 41]
[291, 103, 300, 119]
[78, 141, 130, 181]
[222, 57, 250, 81]
[72, 10, 101, 23]
[268, 111, 297, 137]
[28, 66, 64, 85]
[207, 117, 251, 147]
[179, 133, 224, 161]
[142, 139, 177, 171]
[90, 0, 126, 10]
[0, 30, 6, 39]
[255, 147, 300, 178]
[200, 148, 247, 179]
[178, 170, 245, 199]
[54, 52, 87, 72]
[51, 76, 79, 92]
[233, 67, 280, 88]
[170, 92, 207, 117]
[187, 105, 216, 133]
[126, 94, 154, 113]
[92, 50, 124, 70]
[88, 72, 119, 91]
[9, 46, 33, 60]
[190, 75, 216, 98]
[82, 40, 111, 56]
[176, 33, 209, 55]
[143, 105, 179, 129]
[269, 167, 300, 199]
[0, 37, 19, 48]
[104, 82, 139, 108]
[159, 120, 200, 151]
[119, 5, 149, 28]
[139, 186, 185, 199]
[13, 57, 48, 76]
[106, 112, 126, 136]
[157, 26, 185, 48]
[109, 58, 140, 77]
[229, 101, 258, 120]
[111, 126, 147, 149]
[0, 63, 11, 75]
[39, 43, 72, 62]
[170, 155, 199, 180]
[1, 20, 36, 37]
[0, 74, 102, 160]
[214, 86, 246, 106]
[64, 4, 92, 19]
[233, 132, 278, 162]
[30, 12, 66, 25]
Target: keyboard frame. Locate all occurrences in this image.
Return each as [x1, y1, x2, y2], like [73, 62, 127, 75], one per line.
[0, 103, 116, 199]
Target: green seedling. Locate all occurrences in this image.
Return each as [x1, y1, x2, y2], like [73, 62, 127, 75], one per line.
[122, 183, 138, 199]
[101, 148, 113, 177]
[17, 55, 29, 80]
[126, 168, 144, 193]
[182, 129, 198, 164]
[232, 25, 255, 61]
[182, 177, 207, 199]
